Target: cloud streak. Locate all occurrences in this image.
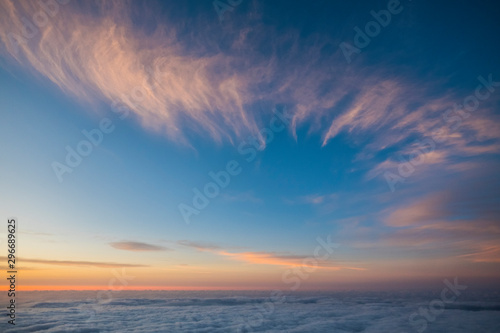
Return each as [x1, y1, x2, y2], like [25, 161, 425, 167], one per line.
[110, 241, 171, 252]
[0, 0, 262, 144]
[178, 239, 364, 270]
[217, 250, 365, 270]
[177, 240, 223, 251]
[0, 256, 148, 268]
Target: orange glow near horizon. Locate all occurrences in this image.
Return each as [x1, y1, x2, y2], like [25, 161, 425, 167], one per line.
[16, 285, 276, 291]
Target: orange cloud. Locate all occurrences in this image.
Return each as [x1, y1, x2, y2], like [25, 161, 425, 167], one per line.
[216, 250, 365, 271]
[177, 239, 364, 270]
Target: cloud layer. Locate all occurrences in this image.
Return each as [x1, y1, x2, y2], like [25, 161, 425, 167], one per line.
[6, 290, 500, 332]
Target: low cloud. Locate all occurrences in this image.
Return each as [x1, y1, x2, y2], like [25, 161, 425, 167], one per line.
[177, 240, 223, 251]
[110, 241, 170, 252]
[0, 256, 147, 268]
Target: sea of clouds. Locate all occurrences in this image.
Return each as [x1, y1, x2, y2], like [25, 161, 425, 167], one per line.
[1, 290, 499, 332]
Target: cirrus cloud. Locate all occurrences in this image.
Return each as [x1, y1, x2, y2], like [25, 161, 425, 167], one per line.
[110, 241, 171, 252]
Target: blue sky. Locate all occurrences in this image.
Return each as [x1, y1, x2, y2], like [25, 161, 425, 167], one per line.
[0, 0, 499, 290]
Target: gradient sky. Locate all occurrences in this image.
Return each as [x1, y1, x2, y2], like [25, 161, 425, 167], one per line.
[1, 0, 499, 291]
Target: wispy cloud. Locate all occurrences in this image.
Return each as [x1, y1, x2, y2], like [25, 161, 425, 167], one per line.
[177, 239, 364, 270]
[177, 240, 223, 251]
[384, 192, 451, 228]
[19, 230, 54, 237]
[0, 256, 148, 268]
[110, 241, 171, 252]
[370, 181, 500, 263]
[458, 245, 500, 263]
[296, 193, 337, 205]
[220, 191, 263, 203]
[217, 250, 365, 270]
[0, 0, 262, 144]
[1, 0, 498, 181]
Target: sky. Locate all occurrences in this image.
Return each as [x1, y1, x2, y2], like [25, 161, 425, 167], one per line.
[0, 0, 499, 291]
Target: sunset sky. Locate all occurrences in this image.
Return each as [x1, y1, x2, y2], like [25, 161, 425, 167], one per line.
[1, 0, 499, 291]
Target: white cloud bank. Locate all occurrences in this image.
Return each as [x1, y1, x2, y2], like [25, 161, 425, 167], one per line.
[4, 290, 500, 332]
